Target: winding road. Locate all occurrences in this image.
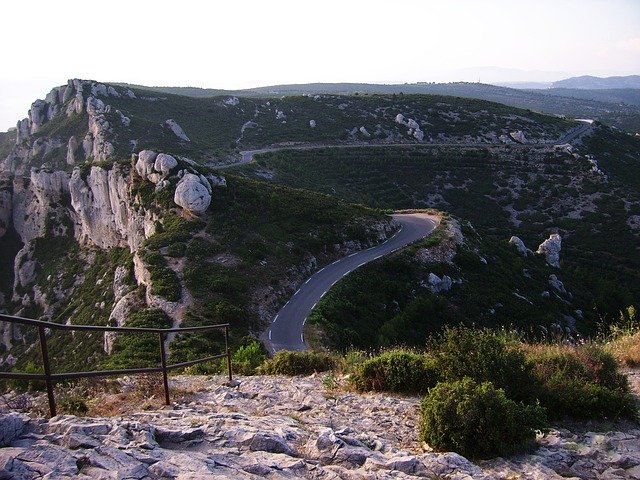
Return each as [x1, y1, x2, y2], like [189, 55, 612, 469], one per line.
[261, 213, 438, 352]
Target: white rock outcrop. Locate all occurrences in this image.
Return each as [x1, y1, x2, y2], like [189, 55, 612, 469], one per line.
[164, 119, 190, 142]
[424, 273, 453, 293]
[508, 236, 532, 256]
[395, 114, 424, 141]
[154, 153, 178, 176]
[173, 173, 211, 214]
[135, 150, 159, 178]
[537, 233, 562, 268]
[510, 130, 527, 143]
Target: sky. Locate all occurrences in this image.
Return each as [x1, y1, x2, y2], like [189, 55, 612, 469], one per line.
[1, 0, 639, 131]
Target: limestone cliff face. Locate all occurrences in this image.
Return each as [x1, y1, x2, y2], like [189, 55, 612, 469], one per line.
[12, 170, 70, 244]
[69, 165, 156, 251]
[3, 79, 132, 176]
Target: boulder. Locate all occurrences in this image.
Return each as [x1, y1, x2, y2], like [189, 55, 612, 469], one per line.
[537, 233, 562, 267]
[510, 130, 527, 143]
[509, 236, 531, 256]
[164, 119, 190, 142]
[425, 273, 452, 294]
[153, 153, 178, 176]
[0, 413, 26, 447]
[309, 120, 316, 128]
[173, 174, 211, 213]
[359, 126, 371, 137]
[135, 150, 158, 178]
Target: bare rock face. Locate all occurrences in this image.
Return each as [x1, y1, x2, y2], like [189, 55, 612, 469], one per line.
[173, 173, 211, 213]
[12, 169, 70, 244]
[537, 233, 562, 268]
[66, 136, 78, 165]
[0, 413, 26, 447]
[69, 165, 156, 251]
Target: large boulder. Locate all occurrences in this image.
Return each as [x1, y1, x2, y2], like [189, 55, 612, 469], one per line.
[537, 233, 562, 267]
[164, 119, 190, 142]
[173, 174, 211, 213]
[135, 150, 158, 178]
[154, 153, 178, 176]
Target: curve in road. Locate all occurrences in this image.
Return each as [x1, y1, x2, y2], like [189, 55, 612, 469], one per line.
[262, 213, 438, 352]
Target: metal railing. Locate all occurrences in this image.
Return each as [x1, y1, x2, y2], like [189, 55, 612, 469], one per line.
[0, 314, 232, 417]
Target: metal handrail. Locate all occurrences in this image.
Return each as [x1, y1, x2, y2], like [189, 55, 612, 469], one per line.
[0, 313, 233, 417]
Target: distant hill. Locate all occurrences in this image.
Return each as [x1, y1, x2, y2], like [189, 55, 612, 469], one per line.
[552, 75, 640, 89]
[119, 81, 640, 133]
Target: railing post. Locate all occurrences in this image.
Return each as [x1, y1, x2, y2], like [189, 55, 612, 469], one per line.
[159, 332, 170, 405]
[38, 326, 56, 417]
[225, 326, 233, 382]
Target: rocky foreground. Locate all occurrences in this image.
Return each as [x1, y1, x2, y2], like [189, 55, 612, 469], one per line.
[1, 374, 640, 479]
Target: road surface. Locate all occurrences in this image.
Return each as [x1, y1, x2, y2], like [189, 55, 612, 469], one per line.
[262, 213, 438, 352]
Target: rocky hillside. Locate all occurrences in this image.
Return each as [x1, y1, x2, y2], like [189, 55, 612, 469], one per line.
[1, 78, 637, 371]
[237, 128, 640, 342]
[0, 80, 397, 373]
[1, 373, 639, 479]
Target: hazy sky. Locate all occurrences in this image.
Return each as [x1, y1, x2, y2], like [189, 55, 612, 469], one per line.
[1, 0, 639, 131]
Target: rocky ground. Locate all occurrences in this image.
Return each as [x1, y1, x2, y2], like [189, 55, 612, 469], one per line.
[1, 373, 639, 479]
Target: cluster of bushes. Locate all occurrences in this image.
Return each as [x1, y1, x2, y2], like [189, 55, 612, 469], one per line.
[345, 327, 637, 458]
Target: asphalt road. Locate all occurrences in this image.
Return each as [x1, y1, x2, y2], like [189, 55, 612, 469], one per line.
[261, 213, 438, 352]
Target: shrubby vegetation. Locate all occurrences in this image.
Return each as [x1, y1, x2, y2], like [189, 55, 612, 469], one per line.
[350, 349, 438, 394]
[419, 378, 547, 459]
[257, 350, 338, 375]
[103, 309, 172, 370]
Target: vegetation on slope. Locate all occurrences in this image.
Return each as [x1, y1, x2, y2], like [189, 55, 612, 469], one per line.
[237, 137, 640, 336]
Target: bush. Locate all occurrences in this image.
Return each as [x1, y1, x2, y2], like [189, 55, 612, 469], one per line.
[430, 327, 538, 402]
[230, 340, 267, 375]
[419, 378, 547, 459]
[350, 350, 438, 394]
[526, 343, 637, 420]
[257, 350, 338, 375]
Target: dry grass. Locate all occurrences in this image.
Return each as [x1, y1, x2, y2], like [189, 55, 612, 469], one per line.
[605, 332, 640, 368]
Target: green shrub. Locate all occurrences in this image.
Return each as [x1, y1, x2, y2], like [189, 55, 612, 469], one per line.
[526, 343, 637, 420]
[430, 327, 538, 402]
[230, 340, 267, 375]
[350, 350, 438, 394]
[257, 350, 338, 375]
[419, 378, 547, 459]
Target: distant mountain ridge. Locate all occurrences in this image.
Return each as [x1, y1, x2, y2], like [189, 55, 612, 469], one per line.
[116, 80, 640, 133]
[551, 75, 640, 89]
